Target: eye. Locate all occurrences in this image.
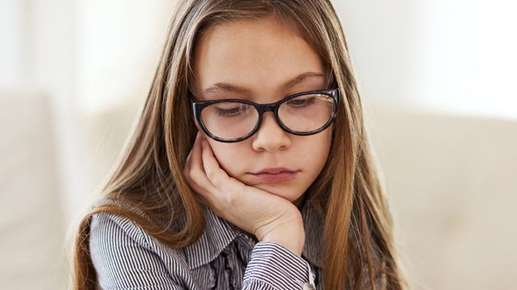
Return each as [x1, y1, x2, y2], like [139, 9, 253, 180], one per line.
[215, 107, 240, 116]
[286, 96, 316, 107]
[214, 103, 251, 117]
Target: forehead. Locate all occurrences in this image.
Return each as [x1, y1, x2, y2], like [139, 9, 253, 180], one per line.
[191, 14, 326, 99]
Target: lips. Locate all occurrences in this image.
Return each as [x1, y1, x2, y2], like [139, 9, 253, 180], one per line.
[251, 167, 300, 175]
[248, 170, 299, 183]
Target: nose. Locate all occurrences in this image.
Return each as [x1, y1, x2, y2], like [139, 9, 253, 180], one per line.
[251, 111, 291, 152]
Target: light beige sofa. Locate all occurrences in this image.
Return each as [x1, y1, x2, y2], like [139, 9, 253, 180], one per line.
[366, 104, 517, 290]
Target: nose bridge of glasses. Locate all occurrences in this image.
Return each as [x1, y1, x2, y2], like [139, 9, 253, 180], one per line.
[256, 102, 282, 127]
[255, 102, 278, 114]
[255, 106, 286, 138]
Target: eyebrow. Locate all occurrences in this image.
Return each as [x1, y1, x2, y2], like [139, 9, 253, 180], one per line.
[202, 71, 326, 97]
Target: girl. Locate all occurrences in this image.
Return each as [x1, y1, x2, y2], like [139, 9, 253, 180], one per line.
[73, 1, 407, 289]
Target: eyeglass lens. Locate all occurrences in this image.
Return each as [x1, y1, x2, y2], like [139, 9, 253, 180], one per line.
[199, 93, 335, 140]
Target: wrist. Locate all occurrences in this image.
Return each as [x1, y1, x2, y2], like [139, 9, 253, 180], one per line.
[259, 220, 305, 256]
[261, 234, 305, 256]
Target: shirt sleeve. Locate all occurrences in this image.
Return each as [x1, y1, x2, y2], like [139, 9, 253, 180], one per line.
[243, 241, 317, 290]
[89, 212, 186, 290]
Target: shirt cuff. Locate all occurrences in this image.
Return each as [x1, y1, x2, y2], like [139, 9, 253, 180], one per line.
[243, 241, 316, 289]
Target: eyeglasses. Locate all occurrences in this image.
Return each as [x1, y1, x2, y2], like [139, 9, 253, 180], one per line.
[189, 88, 340, 143]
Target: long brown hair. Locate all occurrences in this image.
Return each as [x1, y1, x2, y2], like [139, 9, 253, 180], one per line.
[72, 1, 408, 289]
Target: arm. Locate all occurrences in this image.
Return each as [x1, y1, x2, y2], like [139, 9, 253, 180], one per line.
[243, 217, 317, 290]
[243, 242, 316, 290]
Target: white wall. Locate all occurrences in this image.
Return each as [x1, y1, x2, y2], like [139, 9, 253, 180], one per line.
[335, 0, 517, 120]
[76, 0, 175, 114]
[0, 0, 29, 87]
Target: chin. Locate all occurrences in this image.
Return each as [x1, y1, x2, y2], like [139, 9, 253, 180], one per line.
[256, 184, 303, 201]
[235, 175, 304, 201]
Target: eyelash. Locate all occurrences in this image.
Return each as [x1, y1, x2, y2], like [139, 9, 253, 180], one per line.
[214, 96, 317, 117]
[215, 105, 251, 117]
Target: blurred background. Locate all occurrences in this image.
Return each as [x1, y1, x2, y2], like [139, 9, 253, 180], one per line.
[1, 0, 516, 289]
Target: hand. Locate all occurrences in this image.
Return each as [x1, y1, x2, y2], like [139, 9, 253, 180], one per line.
[183, 131, 305, 255]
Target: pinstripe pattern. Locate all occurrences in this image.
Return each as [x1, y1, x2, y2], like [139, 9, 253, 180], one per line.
[89, 196, 324, 290]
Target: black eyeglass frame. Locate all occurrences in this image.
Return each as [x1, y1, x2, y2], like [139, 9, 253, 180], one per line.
[189, 88, 341, 143]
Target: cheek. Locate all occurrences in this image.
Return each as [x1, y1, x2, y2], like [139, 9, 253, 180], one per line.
[207, 141, 245, 176]
[297, 132, 332, 183]
[304, 130, 332, 161]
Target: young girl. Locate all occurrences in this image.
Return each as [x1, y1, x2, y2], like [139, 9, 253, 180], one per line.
[73, 1, 407, 289]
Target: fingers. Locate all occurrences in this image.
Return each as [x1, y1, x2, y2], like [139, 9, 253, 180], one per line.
[184, 131, 246, 212]
[200, 138, 229, 189]
[185, 132, 219, 201]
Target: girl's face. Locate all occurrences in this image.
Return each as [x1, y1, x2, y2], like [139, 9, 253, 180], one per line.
[191, 14, 333, 204]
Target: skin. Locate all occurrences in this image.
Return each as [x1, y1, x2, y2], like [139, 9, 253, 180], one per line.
[184, 14, 333, 256]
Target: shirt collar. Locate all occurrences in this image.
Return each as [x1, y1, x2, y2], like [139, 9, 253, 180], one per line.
[183, 198, 325, 269]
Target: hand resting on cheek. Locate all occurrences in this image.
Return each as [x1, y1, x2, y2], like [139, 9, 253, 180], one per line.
[183, 131, 306, 256]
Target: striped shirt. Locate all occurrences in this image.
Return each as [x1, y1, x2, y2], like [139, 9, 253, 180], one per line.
[89, 196, 325, 290]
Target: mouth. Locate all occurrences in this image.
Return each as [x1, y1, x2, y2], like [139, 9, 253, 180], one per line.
[250, 167, 300, 175]
[248, 168, 301, 183]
